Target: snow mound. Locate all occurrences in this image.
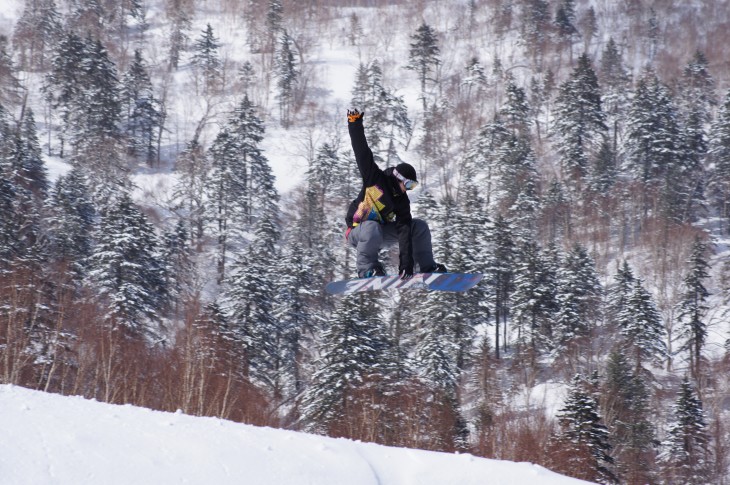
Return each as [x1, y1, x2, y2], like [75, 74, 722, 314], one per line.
[0, 385, 592, 484]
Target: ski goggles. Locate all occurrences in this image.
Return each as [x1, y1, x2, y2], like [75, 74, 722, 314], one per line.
[393, 168, 419, 191]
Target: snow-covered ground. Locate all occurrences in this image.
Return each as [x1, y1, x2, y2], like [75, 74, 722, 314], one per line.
[0, 385, 592, 485]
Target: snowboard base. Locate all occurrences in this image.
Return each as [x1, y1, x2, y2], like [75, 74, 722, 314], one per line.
[325, 272, 483, 295]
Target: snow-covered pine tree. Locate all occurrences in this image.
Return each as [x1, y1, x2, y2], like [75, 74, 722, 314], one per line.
[0, 36, 23, 106]
[47, 33, 121, 187]
[159, 219, 194, 313]
[463, 56, 488, 105]
[413, 294, 469, 451]
[45, 31, 85, 158]
[8, 107, 48, 261]
[362, 293, 403, 442]
[554, 0, 578, 52]
[499, 76, 530, 136]
[465, 115, 538, 219]
[660, 376, 710, 484]
[78, 38, 122, 147]
[677, 235, 711, 380]
[165, 0, 193, 70]
[416, 98, 450, 187]
[443, 192, 484, 370]
[463, 116, 510, 209]
[13, 108, 48, 201]
[414, 195, 471, 445]
[602, 351, 657, 484]
[231, 97, 278, 218]
[454, 164, 491, 333]
[598, 37, 631, 152]
[563, 243, 602, 320]
[678, 51, 717, 210]
[608, 260, 635, 314]
[518, 0, 550, 65]
[708, 88, 730, 228]
[350, 62, 370, 111]
[208, 95, 275, 281]
[12, 0, 63, 71]
[485, 215, 514, 358]
[511, 238, 555, 356]
[588, 137, 617, 194]
[553, 53, 607, 190]
[238, 61, 256, 98]
[223, 204, 280, 391]
[677, 51, 715, 221]
[468, 333, 501, 456]
[65, 0, 105, 39]
[298, 183, 327, 252]
[47, 166, 95, 274]
[528, 71, 550, 140]
[375, 295, 422, 447]
[624, 68, 683, 221]
[553, 274, 584, 365]
[417, 195, 473, 367]
[300, 293, 390, 437]
[0, 103, 18, 262]
[0, 114, 58, 385]
[551, 374, 616, 484]
[264, 0, 284, 54]
[274, 30, 298, 128]
[541, 179, 570, 243]
[74, 37, 125, 204]
[580, 5, 597, 47]
[87, 191, 166, 335]
[209, 127, 240, 281]
[501, 134, 540, 235]
[172, 139, 209, 249]
[192, 23, 221, 93]
[307, 142, 340, 206]
[616, 276, 666, 374]
[487, 75, 541, 232]
[196, 300, 246, 381]
[326, 142, 360, 280]
[121, 49, 162, 166]
[272, 240, 318, 404]
[297, 142, 339, 282]
[0, 105, 56, 378]
[112, 0, 146, 40]
[405, 22, 441, 111]
[346, 12, 363, 47]
[552, 244, 602, 367]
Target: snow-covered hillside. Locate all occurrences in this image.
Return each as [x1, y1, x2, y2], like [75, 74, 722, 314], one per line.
[0, 385, 591, 485]
[2, 0, 730, 482]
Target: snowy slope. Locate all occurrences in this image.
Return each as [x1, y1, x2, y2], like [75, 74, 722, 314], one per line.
[0, 385, 592, 485]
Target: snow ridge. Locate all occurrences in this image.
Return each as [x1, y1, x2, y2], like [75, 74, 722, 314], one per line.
[0, 385, 591, 485]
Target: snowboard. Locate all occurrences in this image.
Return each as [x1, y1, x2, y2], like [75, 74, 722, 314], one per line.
[325, 272, 483, 295]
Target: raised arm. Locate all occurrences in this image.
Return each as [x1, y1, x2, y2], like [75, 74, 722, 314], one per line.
[347, 110, 382, 185]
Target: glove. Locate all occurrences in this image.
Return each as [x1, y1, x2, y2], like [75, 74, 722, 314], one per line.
[347, 109, 364, 123]
[399, 266, 414, 280]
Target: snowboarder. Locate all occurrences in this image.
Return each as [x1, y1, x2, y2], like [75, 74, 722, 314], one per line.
[345, 109, 447, 279]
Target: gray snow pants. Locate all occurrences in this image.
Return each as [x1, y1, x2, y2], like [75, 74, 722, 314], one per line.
[346, 219, 436, 275]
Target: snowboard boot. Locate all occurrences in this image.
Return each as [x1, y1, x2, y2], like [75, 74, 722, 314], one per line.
[359, 263, 386, 278]
[423, 263, 448, 273]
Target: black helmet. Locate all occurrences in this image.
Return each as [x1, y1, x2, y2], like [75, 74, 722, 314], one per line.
[394, 162, 417, 182]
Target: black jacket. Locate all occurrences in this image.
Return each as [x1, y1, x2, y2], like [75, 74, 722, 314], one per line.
[345, 117, 414, 272]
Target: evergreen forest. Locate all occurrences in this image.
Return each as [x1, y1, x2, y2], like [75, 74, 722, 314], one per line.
[1, 0, 730, 483]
